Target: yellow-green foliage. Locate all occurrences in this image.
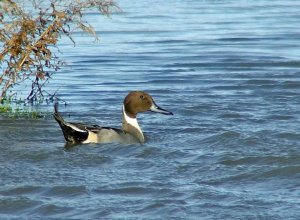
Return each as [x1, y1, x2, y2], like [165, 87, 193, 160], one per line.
[0, 96, 50, 118]
[0, 104, 12, 113]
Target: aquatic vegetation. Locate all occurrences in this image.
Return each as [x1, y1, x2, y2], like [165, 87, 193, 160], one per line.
[0, 0, 119, 104]
[4, 107, 49, 119]
[0, 103, 11, 113]
[0, 95, 51, 118]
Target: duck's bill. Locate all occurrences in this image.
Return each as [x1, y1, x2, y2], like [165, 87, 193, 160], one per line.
[150, 103, 173, 115]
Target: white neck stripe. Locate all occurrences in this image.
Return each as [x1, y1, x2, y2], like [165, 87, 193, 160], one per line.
[122, 105, 142, 135]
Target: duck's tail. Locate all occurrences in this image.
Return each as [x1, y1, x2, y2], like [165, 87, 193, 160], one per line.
[53, 103, 88, 143]
[53, 102, 64, 125]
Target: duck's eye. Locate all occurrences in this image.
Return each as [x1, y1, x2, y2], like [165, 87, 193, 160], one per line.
[140, 95, 144, 99]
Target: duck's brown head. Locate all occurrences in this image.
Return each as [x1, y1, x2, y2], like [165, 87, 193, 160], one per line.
[123, 91, 173, 118]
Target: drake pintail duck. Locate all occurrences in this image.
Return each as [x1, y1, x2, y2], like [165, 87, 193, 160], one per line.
[54, 91, 173, 144]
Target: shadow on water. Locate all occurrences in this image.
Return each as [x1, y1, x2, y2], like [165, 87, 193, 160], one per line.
[64, 142, 82, 150]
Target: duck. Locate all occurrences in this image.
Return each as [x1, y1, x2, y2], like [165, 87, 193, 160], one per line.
[54, 91, 173, 145]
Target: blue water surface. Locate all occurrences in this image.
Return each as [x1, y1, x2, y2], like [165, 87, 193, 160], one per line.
[1, 0, 300, 219]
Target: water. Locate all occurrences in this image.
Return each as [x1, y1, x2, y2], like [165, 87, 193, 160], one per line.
[1, 0, 300, 219]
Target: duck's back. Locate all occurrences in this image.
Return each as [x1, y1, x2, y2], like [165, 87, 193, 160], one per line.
[86, 127, 140, 144]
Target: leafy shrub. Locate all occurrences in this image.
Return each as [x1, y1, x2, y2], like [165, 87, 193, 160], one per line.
[0, 0, 119, 103]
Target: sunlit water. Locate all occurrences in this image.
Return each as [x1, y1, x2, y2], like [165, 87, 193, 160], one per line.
[1, 0, 300, 219]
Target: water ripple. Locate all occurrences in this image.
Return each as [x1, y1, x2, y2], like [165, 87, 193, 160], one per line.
[1, 0, 300, 219]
